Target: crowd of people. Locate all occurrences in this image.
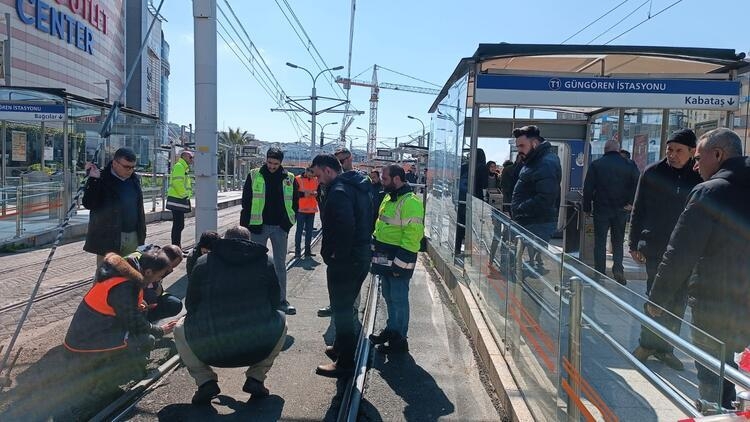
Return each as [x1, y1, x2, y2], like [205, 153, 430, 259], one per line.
[69, 145, 425, 405]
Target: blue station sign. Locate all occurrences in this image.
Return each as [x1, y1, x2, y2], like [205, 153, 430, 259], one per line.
[0, 103, 66, 121]
[475, 74, 741, 110]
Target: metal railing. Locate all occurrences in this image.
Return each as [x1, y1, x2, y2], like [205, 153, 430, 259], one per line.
[426, 192, 747, 420]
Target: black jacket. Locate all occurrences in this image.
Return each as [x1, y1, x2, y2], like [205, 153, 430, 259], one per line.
[650, 157, 750, 338]
[184, 237, 285, 367]
[82, 163, 146, 255]
[65, 254, 163, 353]
[582, 151, 640, 214]
[628, 158, 702, 257]
[240, 165, 299, 233]
[511, 141, 562, 225]
[320, 171, 373, 265]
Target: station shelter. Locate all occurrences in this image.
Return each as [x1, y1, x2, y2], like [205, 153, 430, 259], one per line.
[424, 43, 750, 420]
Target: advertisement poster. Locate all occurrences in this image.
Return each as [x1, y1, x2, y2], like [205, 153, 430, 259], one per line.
[44, 147, 54, 161]
[632, 134, 649, 172]
[11, 131, 27, 162]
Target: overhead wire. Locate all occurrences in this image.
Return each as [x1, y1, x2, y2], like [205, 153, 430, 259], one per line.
[604, 0, 684, 44]
[377, 65, 441, 87]
[560, 0, 630, 44]
[587, 0, 650, 45]
[218, 1, 309, 137]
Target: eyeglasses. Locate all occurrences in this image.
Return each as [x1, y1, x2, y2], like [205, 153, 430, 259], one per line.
[116, 160, 136, 170]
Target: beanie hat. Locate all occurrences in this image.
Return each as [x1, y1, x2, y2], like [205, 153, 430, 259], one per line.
[666, 129, 697, 148]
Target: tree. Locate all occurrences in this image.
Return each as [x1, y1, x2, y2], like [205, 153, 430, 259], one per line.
[218, 127, 251, 177]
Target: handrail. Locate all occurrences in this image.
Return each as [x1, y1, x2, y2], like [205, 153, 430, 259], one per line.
[487, 207, 748, 393]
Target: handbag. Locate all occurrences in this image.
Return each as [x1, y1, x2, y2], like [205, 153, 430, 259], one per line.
[166, 196, 191, 213]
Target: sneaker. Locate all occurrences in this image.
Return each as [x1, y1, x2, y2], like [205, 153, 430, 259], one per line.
[279, 301, 297, 316]
[242, 377, 269, 398]
[632, 346, 655, 363]
[654, 351, 685, 371]
[317, 306, 332, 317]
[191, 380, 220, 405]
[368, 329, 393, 345]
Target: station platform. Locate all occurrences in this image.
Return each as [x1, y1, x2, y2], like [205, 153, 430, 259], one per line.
[122, 241, 502, 421]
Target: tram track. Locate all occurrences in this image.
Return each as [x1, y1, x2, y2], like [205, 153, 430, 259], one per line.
[0, 208, 244, 317]
[92, 234, 380, 422]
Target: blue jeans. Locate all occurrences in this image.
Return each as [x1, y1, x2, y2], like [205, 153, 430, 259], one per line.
[381, 273, 411, 338]
[251, 225, 290, 303]
[294, 212, 315, 255]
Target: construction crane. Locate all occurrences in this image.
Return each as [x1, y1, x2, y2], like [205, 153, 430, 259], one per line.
[336, 65, 440, 159]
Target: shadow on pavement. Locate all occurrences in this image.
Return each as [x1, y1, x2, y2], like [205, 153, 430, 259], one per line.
[157, 394, 284, 421]
[0, 345, 130, 421]
[372, 351, 455, 420]
[282, 334, 295, 351]
[322, 377, 350, 421]
[165, 274, 189, 299]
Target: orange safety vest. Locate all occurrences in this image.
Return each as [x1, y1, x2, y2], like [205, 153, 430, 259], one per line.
[84, 277, 144, 316]
[296, 175, 319, 214]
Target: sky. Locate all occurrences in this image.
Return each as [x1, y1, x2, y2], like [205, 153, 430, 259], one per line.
[160, 0, 749, 163]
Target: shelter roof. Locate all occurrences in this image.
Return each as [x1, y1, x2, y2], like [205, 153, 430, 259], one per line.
[429, 43, 750, 114]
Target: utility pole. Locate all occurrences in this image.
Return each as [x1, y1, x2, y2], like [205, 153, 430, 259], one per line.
[193, 0, 218, 237]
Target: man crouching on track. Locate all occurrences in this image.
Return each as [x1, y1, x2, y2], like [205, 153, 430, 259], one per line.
[311, 154, 373, 378]
[64, 251, 177, 380]
[173, 226, 288, 405]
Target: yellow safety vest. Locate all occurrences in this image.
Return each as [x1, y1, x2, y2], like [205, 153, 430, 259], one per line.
[248, 168, 296, 226]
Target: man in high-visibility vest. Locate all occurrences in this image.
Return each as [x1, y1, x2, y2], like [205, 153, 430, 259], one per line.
[369, 164, 424, 354]
[294, 167, 319, 259]
[167, 150, 193, 246]
[240, 147, 299, 315]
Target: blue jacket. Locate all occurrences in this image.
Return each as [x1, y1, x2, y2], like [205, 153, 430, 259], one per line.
[511, 141, 562, 226]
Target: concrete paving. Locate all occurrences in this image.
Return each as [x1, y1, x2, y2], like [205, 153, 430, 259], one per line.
[359, 256, 503, 421]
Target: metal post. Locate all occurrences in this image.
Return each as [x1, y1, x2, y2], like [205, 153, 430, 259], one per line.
[62, 99, 70, 218]
[151, 134, 157, 212]
[15, 178, 22, 237]
[465, 62, 481, 261]
[224, 147, 229, 191]
[193, 0, 218, 237]
[508, 235, 523, 354]
[660, 109, 670, 159]
[617, 108, 625, 146]
[39, 121, 45, 169]
[311, 85, 317, 155]
[1, 121, 6, 215]
[4, 12, 11, 85]
[566, 276, 583, 422]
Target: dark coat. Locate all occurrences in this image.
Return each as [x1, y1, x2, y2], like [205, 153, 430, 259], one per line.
[511, 141, 562, 225]
[184, 237, 285, 367]
[82, 163, 146, 255]
[65, 253, 163, 352]
[649, 156, 750, 342]
[628, 158, 702, 257]
[240, 165, 299, 234]
[320, 171, 373, 265]
[582, 151, 640, 215]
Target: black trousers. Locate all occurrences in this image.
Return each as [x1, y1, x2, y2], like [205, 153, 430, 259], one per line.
[171, 211, 186, 246]
[327, 257, 370, 367]
[592, 209, 627, 276]
[639, 253, 688, 354]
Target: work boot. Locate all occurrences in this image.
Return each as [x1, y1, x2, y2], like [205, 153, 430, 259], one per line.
[324, 346, 338, 361]
[242, 377, 269, 398]
[632, 345, 655, 363]
[654, 351, 684, 371]
[368, 329, 394, 345]
[377, 336, 409, 354]
[279, 301, 296, 315]
[315, 361, 354, 378]
[191, 380, 220, 405]
[317, 305, 332, 317]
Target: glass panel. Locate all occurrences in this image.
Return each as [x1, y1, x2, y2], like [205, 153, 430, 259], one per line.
[503, 222, 564, 421]
[559, 255, 725, 419]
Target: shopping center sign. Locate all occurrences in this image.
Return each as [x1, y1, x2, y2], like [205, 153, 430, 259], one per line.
[475, 74, 741, 111]
[15, 0, 110, 55]
[0, 103, 65, 121]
